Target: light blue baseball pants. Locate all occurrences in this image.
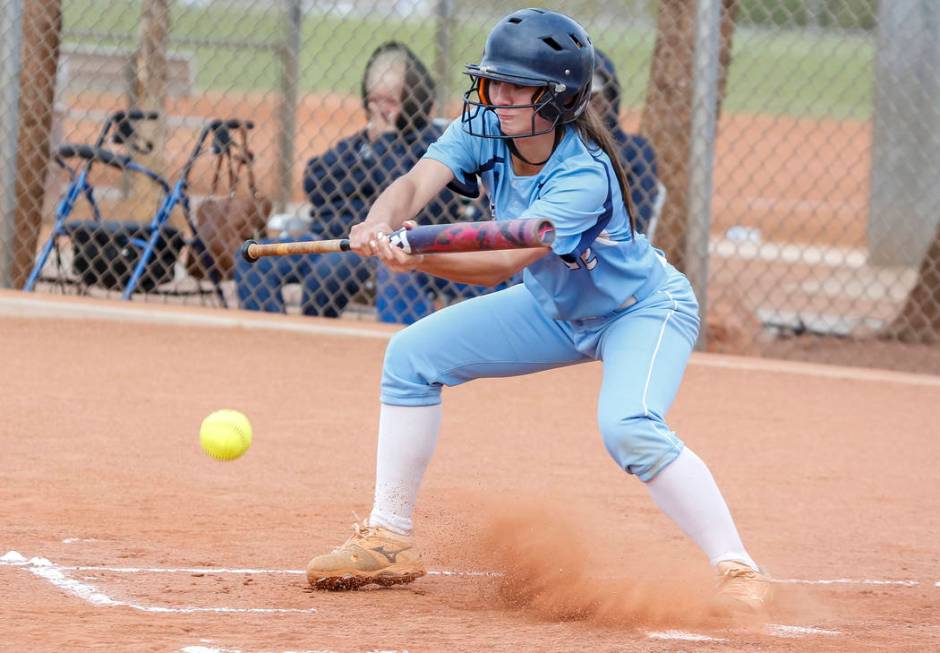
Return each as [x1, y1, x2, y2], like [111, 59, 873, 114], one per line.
[380, 270, 701, 481]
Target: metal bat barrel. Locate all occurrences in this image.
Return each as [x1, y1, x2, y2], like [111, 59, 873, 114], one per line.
[396, 218, 555, 254]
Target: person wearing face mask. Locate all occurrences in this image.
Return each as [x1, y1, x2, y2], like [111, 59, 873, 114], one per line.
[235, 42, 478, 320]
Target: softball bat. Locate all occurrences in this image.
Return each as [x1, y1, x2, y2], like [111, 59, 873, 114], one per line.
[240, 218, 555, 262]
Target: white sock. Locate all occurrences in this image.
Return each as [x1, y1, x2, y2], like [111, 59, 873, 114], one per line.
[368, 403, 441, 536]
[645, 447, 759, 570]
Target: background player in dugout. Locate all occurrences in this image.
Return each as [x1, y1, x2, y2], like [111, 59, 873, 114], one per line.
[305, 9, 773, 615]
[235, 41, 489, 322]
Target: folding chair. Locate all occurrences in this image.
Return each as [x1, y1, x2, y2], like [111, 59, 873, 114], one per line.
[102, 118, 265, 306]
[24, 110, 183, 296]
[179, 119, 270, 302]
[101, 118, 263, 305]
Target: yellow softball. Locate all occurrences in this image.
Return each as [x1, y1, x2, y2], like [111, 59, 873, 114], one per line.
[199, 409, 253, 461]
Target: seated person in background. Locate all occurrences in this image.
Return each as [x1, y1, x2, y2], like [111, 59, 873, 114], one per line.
[235, 41, 481, 321]
[591, 49, 660, 236]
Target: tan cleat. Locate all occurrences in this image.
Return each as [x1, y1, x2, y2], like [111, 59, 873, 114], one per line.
[306, 521, 425, 591]
[713, 560, 774, 615]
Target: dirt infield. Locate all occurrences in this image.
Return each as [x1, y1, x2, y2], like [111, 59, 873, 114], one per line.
[1, 294, 938, 652]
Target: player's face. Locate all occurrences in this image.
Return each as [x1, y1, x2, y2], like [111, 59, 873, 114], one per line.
[488, 80, 552, 136]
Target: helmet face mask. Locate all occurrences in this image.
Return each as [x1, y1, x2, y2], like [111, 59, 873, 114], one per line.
[460, 8, 594, 140]
[461, 76, 565, 139]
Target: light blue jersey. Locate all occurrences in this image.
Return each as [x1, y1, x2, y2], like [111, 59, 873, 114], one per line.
[423, 112, 667, 321]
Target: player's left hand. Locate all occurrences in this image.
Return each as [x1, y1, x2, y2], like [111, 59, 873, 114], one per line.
[376, 220, 425, 272]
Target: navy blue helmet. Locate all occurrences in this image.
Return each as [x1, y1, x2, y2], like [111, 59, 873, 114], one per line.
[462, 8, 595, 138]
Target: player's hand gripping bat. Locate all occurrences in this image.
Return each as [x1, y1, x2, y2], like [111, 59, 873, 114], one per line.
[240, 218, 555, 263]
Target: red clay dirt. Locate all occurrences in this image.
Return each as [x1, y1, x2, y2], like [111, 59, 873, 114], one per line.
[1, 294, 938, 652]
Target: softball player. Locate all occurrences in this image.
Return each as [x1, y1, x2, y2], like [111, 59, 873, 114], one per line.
[307, 8, 772, 614]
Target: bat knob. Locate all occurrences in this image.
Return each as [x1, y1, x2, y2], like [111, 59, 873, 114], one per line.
[240, 239, 259, 263]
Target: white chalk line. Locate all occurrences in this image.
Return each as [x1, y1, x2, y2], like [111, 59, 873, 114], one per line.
[766, 624, 841, 638]
[4, 557, 930, 587]
[1, 551, 926, 644]
[1, 551, 315, 614]
[775, 577, 921, 587]
[4, 293, 938, 389]
[4, 553, 930, 587]
[14, 563, 497, 578]
[647, 630, 726, 642]
[644, 624, 840, 643]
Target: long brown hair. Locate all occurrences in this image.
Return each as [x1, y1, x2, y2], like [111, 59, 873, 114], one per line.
[573, 105, 638, 236]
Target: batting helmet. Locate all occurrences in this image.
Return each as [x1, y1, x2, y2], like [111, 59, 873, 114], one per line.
[462, 8, 595, 138]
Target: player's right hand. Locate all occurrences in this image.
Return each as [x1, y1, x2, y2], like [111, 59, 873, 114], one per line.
[375, 220, 425, 272]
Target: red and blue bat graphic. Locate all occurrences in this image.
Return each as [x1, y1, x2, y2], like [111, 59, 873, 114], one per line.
[240, 218, 555, 263]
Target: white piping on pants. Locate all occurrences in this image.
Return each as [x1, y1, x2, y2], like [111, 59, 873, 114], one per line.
[641, 291, 679, 418]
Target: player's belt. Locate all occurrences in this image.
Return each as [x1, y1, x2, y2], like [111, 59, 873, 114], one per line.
[570, 295, 638, 324]
[619, 296, 638, 310]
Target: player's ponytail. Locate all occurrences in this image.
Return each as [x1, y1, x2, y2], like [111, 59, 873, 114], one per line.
[573, 105, 638, 236]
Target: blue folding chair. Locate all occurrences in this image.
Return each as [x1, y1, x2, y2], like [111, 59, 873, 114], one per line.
[24, 110, 185, 296]
[26, 116, 258, 307]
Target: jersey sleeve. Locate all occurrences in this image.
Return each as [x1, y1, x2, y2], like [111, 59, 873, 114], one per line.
[422, 118, 482, 196]
[518, 161, 613, 257]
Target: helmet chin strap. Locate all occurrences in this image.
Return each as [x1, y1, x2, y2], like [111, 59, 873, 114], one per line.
[507, 127, 563, 167]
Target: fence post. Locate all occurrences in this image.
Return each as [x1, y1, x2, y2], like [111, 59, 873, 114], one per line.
[868, 1, 940, 266]
[433, 0, 454, 118]
[132, 0, 170, 218]
[686, 0, 721, 349]
[0, 0, 23, 288]
[276, 0, 302, 213]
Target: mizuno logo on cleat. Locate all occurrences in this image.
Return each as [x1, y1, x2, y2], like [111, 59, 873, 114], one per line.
[372, 545, 406, 563]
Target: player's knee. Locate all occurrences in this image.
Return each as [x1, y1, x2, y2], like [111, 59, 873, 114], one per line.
[598, 412, 683, 481]
[383, 328, 420, 381]
[380, 326, 441, 404]
[598, 412, 645, 460]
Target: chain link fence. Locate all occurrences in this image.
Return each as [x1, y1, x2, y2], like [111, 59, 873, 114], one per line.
[1, 0, 938, 373]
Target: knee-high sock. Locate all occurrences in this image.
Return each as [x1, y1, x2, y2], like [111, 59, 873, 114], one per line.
[645, 447, 758, 570]
[368, 403, 441, 536]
